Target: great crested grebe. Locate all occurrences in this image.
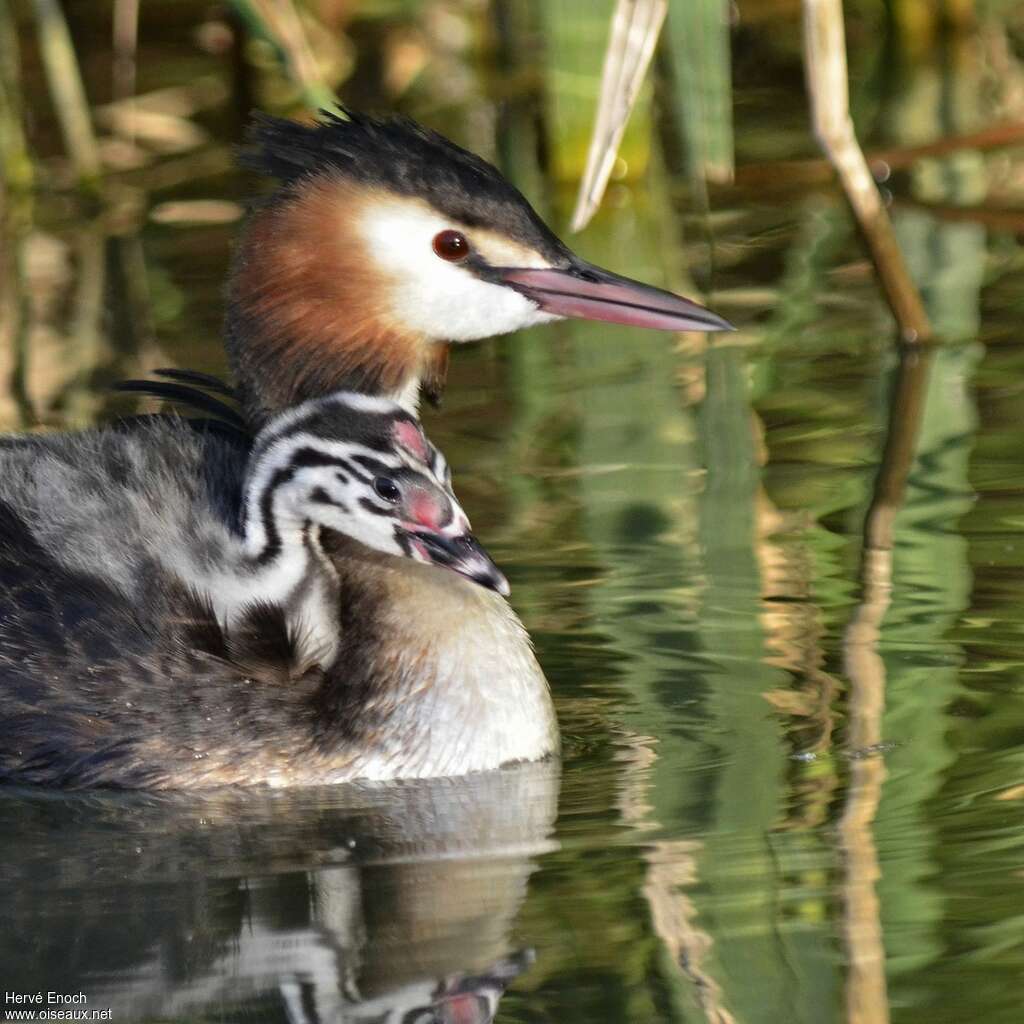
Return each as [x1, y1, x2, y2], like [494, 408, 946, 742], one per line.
[0, 393, 555, 789]
[226, 108, 731, 422]
[0, 109, 729, 789]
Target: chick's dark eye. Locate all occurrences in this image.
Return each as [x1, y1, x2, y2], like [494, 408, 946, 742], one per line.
[432, 229, 469, 262]
[373, 476, 401, 503]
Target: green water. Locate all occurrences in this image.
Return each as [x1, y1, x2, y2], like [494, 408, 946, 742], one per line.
[4, 2, 1024, 1021]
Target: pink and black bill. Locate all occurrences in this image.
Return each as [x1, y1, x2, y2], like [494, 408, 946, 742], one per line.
[397, 527, 510, 597]
[498, 259, 733, 334]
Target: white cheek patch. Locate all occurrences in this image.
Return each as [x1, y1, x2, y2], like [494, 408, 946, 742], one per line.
[356, 198, 561, 342]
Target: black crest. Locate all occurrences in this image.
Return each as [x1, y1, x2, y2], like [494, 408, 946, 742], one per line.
[241, 108, 569, 259]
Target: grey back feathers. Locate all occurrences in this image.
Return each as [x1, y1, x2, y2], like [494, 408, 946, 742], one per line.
[0, 419, 246, 609]
[0, 393, 459, 667]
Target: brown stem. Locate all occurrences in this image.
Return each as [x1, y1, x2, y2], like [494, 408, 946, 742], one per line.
[802, 0, 931, 342]
[112, 0, 139, 104]
[733, 119, 1024, 192]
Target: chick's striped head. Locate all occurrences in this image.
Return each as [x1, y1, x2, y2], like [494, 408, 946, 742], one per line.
[242, 393, 508, 595]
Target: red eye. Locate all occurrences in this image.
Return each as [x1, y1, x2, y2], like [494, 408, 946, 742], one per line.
[432, 230, 469, 262]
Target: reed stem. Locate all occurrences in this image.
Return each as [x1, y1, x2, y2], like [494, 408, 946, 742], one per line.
[31, 0, 102, 185]
[0, 0, 33, 197]
[803, 0, 931, 342]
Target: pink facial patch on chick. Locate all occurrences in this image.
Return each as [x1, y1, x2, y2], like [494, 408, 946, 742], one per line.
[406, 489, 445, 531]
[443, 994, 485, 1024]
[392, 419, 430, 463]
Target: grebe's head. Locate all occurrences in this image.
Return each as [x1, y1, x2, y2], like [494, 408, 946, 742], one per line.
[242, 392, 508, 595]
[228, 109, 731, 423]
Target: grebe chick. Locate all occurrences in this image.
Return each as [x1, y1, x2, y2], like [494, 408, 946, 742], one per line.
[193, 390, 506, 668]
[0, 396, 553, 789]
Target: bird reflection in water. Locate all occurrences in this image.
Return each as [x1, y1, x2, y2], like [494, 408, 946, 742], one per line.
[336, 951, 531, 1024]
[0, 763, 558, 1023]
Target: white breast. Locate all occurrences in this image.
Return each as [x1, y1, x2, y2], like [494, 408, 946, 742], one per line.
[339, 558, 559, 782]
